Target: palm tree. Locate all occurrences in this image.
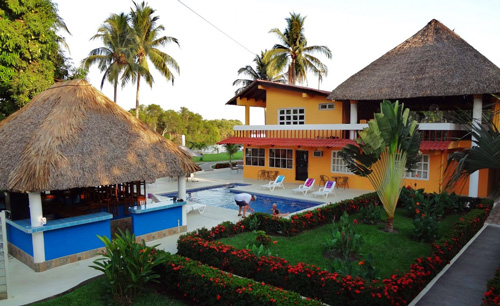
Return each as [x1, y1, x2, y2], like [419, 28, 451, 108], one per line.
[233, 50, 286, 95]
[265, 13, 332, 85]
[445, 114, 500, 198]
[82, 13, 134, 102]
[339, 100, 421, 232]
[225, 144, 240, 166]
[127, 1, 180, 118]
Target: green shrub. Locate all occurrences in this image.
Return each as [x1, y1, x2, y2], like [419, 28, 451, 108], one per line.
[324, 211, 362, 259]
[91, 229, 167, 305]
[359, 202, 382, 225]
[255, 230, 272, 246]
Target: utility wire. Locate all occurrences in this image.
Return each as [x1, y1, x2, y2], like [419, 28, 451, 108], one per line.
[178, 0, 256, 56]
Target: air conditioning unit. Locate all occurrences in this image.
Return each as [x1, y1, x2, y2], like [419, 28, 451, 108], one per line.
[313, 151, 323, 157]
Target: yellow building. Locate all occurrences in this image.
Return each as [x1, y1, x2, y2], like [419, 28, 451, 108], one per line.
[220, 19, 500, 198]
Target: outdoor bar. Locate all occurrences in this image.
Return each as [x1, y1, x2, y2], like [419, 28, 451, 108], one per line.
[0, 79, 200, 272]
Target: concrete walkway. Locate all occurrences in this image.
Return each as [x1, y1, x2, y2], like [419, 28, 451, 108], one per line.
[410, 203, 500, 306]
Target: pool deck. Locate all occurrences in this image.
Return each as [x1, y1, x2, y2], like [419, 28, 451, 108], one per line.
[0, 167, 369, 306]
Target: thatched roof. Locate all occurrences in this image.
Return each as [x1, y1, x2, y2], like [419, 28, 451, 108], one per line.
[328, 19, 500, 101]
[0, 79, 200, 193]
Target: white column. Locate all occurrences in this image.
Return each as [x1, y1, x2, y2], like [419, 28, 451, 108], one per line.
[28, 192, 45, 263]
[468, 95, 482, 197]
[178, 176, 187, 226]
[350, 100, 358, 140]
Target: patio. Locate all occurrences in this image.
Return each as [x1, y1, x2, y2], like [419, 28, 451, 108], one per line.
[0, 166, 498, 305]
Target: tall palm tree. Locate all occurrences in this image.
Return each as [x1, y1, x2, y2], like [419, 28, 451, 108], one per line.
[233, 50, 286, 95]
[82, 13, 134, 102]
[339, 100, 421, 232]
[445, 114, 500, 198]
[265, 13, 332, 85]
[127, 1, 180, 118]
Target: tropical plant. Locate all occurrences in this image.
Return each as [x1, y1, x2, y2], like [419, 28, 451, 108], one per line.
[445, 113, 500, 199]
[225, 143, 240, 165]
[324, 211, 362, 259]
[265, 12, 332, 85]
[339, 100, 421, 232]
[91, 229, 167, 304]
[127, 1, 179, 118]
[359, 202, 382, 225]
[233, 50, 286, 94]
[82, 13, 134, 103]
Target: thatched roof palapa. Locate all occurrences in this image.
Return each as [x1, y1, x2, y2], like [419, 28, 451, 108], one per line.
[0, 79, 200, 193]
[328, 19, 500, 101]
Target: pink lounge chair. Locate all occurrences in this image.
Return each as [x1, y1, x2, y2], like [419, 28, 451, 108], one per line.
[292, 178, 315, 195]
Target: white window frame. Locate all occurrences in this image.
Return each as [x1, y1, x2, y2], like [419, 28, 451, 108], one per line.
[406, 154, 430, 180]
[331, 151, 351, 174]
[319, 103, 335, 110]
[245, 148, 265, 166]
[278, 108, 305, 125]
[269, 148, 293, 169]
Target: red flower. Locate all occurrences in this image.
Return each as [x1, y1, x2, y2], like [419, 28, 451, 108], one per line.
[358, 261, 365, 266]
[415, 209, 420, 214]
[354, 219, 358, 224]
[217, 294, 221, 300]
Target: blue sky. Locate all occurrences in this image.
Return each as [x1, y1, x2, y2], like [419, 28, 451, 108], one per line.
[55, 0, 500, 124]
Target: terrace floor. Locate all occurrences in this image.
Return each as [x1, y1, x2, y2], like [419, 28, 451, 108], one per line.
[0, 164, 499, 305]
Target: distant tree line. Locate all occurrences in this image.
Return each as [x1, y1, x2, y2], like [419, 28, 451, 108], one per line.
[130, 105, 242, 147]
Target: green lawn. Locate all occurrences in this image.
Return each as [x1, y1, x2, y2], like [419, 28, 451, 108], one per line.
[192, 151, 242, 162]
[32, 277, 187, 306]
[219, 208, 462, 279]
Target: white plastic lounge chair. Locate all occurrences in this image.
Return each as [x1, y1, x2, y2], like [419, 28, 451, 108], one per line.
[292, 178, 315, 195]
[185, 203, 206, 214]
[261, 175, 285, 191]
[312, 180, 336, 199]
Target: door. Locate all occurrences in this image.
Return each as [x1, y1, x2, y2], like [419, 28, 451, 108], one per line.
[295, 150, 308, 181]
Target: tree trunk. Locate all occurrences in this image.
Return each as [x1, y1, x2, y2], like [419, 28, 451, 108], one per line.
[135, 75, 141, 119]
[113, 80, 118, 103]
[385, 217, 394, 232]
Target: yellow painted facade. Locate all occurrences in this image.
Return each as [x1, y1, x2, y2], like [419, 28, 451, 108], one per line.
[235, 83, 498, 198]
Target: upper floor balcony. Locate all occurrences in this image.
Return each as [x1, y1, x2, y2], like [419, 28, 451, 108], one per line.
[219, 123, 470, 150]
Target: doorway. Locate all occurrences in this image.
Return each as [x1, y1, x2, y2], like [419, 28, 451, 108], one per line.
[295, 150, 308, 181]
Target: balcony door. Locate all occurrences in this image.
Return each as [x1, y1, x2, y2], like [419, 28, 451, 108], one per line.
[295, 150, 308, 181]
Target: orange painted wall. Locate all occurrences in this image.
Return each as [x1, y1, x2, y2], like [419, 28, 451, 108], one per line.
[243, 147, 492, 197]
[264, 88, 343, 125]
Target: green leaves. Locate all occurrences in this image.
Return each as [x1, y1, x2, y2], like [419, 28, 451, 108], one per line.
[339, 100, 422, 228]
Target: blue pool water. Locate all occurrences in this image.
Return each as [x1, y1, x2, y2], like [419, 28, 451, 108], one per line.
[160, 184, 324, 214]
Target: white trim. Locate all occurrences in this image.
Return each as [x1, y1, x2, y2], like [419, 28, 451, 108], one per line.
[233, 123, 466, 131]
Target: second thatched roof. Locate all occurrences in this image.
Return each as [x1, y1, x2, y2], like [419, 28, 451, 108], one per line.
[0, 79, 200, 193]
[328, 19, 500, 101]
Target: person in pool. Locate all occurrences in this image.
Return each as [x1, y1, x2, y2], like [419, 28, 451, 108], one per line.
[272, 203, 289, 217]
[234, 193, 256, 218]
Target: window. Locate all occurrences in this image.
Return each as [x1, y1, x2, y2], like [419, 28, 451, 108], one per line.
[269, 149, 293, 169]
[319, 103, 335, 110]
[406, 155, 429, 180]
[245, 148, 265, 166]
[278, 108, 305, 125]
[331, 151, 351, 174]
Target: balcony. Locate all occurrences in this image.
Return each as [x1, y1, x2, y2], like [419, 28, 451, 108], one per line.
[229, 123, 468, 142]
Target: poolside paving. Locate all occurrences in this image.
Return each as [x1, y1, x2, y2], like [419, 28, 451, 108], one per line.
[1, 166, 498, 305]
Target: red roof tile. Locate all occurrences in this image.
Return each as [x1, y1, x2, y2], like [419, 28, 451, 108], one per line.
[218, 137, 356, 148]
[420, 141, 452, 151]
[219, 138, 452, 151]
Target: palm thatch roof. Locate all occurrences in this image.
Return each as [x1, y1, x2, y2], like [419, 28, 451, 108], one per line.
[0, 79, 200, 193]
[328, 19, 500, 101]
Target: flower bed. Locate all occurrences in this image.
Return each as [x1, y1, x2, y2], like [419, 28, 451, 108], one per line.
[177, 192, 492, 305]
[155, 252, 323, 305]
[482, 262, 500, 305]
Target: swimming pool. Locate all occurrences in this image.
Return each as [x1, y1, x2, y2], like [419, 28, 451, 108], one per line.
[159, 184, 324, 214]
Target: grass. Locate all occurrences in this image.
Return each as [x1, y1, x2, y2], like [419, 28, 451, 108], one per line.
[219, 208, 462, 279]
[192, 151, 242, 162]
[31, 276, 187, 306]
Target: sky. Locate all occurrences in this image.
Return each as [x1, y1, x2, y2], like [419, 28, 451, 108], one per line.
[54, 0, 500, 125]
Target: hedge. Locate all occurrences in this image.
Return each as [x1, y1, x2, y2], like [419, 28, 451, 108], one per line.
[482, 262, 500, 305]
[177, 192, 492, 305]
[155, 252, 323, 305]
